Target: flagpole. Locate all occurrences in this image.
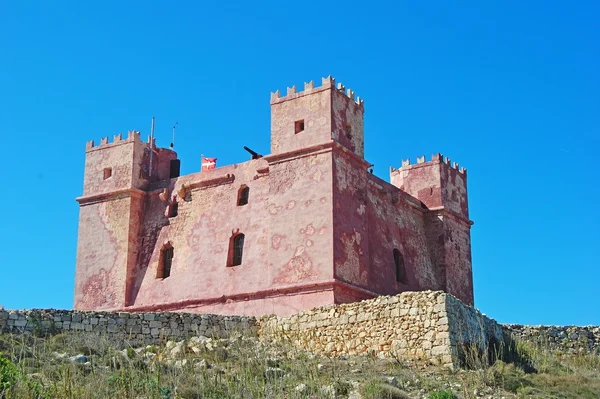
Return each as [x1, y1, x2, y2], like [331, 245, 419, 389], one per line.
[149, 116, 155, 177]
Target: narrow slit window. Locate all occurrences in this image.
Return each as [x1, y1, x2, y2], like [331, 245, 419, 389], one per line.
[158, 245, 174, 278]
[294, 119, 305, 134]
[393, 249, 407, 284]
[103, 167, 112, 180]
[237, 185, 249, 206]
[169, 202, 179, 217]
[170, 159, 181, 178]
[229, 233, 245, 266]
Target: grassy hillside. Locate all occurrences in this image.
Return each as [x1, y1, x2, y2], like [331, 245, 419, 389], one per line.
[0, 331, 598, 398]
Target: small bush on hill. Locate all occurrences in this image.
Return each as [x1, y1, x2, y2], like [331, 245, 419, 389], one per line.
[0, 352, 19, 395]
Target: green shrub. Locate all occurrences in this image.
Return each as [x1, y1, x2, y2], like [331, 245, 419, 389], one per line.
[0, 352, 19, 394]
[427, 389, 457, 399]
[126, 347, 136, 359]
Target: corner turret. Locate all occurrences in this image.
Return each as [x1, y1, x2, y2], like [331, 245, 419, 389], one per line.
[390, 153, 473, 305]
[75, 131, 178, 311]
[82, 131, 178, 198]
[390, 153, 468, 220]
[270, 76, 365, 158]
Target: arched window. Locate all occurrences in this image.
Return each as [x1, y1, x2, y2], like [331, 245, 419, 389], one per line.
[237, 185, 249, 206]
[157, 244, 174, 278]
[393, 249, 407, 284]
[229, 233, 245, 266]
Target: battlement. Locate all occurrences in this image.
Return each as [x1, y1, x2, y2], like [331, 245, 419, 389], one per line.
[390, 153, 467, 175]
[270, 76, 364, 108]
[85, 130, 142, 152]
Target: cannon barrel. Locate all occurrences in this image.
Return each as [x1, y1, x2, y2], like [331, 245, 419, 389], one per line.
[243, 146, 263, 159]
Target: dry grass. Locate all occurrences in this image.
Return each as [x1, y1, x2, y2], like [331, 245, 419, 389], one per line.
[0, 331, 598, 398]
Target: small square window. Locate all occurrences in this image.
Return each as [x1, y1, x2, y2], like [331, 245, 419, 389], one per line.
[294, 120, 305, 134]
[103, 167, 112, 180]
[345, 123, 352, 139]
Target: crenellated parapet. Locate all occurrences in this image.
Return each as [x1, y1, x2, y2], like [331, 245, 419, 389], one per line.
[85, 130, 142, 151]
[270, 76, 364, 108]
[392, 153, 467, 175]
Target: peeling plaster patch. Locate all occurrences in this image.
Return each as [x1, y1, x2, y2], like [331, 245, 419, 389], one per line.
[357, 204, 366, 215]
[306, 239, 313, 247]
[79, 202, 121, 309]
[317, 116, 327, 126]
[306, 224, 315, 235]
[287, 200, 296, 209]
[305, 200, 312, 207]
[313, 169, 323, 182]
[215, 245, 224, 253]
[318, 227, 327, 235]
[320, 197, 327, 204]
[272, 246, 319, 284]
[272, 234, 284, 250]
[268, 204, 283, 215]
[337, 231, 362, 283]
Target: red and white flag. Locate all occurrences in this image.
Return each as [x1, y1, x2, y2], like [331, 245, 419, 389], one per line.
[201, 156, 217, 171]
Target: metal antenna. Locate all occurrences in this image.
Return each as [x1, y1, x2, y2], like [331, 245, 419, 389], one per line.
[149, 116, 155, 176]
[171, 122, 178, 149]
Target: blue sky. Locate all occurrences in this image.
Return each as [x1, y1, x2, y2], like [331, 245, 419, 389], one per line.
[1, 1, 598, 325]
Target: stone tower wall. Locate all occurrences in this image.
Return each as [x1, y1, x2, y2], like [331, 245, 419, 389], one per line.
[390, 155, 473, 305]
[74, 76, 474, 316]
[270, 77, 364, 157]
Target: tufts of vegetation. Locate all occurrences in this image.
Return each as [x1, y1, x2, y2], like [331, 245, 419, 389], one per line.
[427, 390, 456, 399]
[359, 379, 411, 399]
[0, 331, 598, 398]
[0, 352, 19, 395]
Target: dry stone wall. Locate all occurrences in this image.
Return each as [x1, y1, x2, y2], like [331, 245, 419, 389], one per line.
[503, 324, 600, 354]
[2, 292, 596, 369]
[0, 309, 256, 347]
[258, 291, 504, 368]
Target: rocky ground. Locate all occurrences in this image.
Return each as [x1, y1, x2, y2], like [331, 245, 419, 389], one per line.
[0, 331, 599, 398]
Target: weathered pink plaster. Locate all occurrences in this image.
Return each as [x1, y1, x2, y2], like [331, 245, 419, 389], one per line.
[75, 77, 474, 317]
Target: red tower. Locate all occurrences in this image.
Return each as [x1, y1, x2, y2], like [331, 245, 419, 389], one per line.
[74, 77, 474, 316]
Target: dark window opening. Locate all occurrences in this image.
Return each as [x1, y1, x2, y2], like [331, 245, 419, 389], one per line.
[237, 186, 249, 206]
[158, 245, 174, 278]
[345, 123, 352, 140]
[294, 120, 305, 134]
[394, 249, 407, 284]
[169, 202, 178, 217]
[103, 167, 112, 180]
[230, 234, 245, 266]
[170, 159, 181, 178]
